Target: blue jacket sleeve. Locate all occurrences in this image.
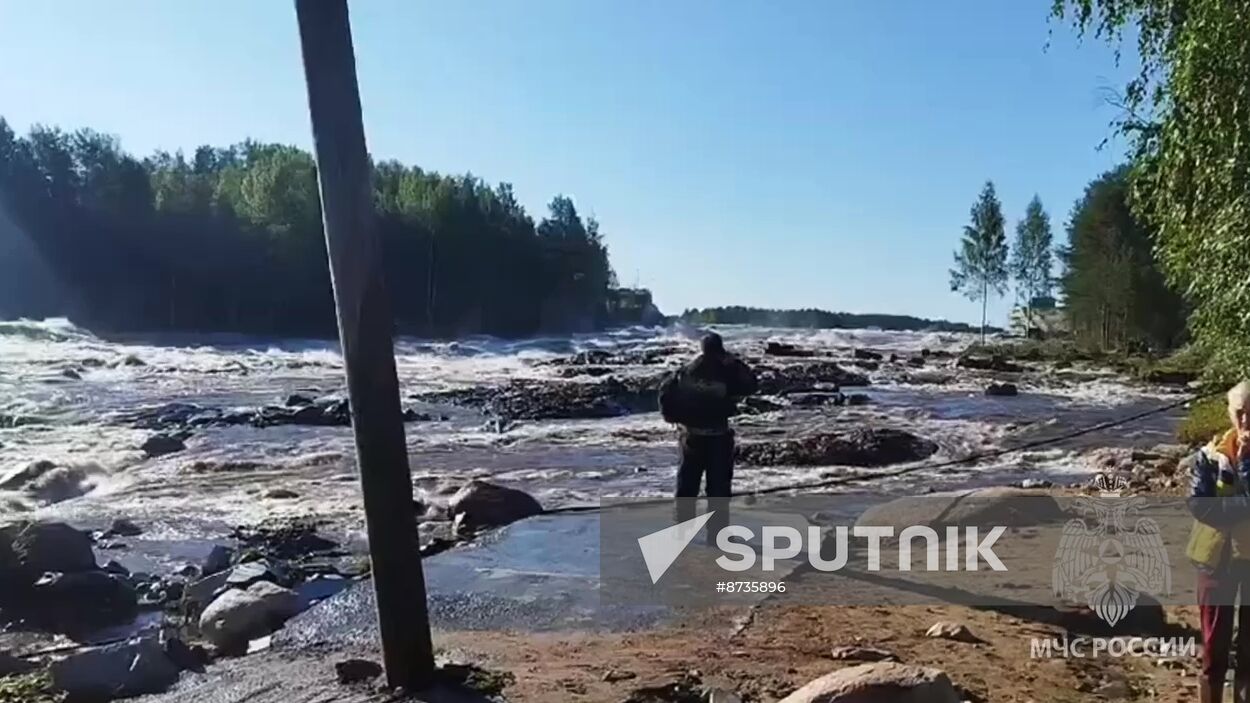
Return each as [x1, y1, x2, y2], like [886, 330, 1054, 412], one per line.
[1188, 448, 1250, 527]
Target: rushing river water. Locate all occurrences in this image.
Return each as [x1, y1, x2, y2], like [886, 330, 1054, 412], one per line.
[0, 317, 1185, 556]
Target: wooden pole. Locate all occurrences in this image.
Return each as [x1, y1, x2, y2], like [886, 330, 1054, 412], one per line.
[293, 0, 435, 688]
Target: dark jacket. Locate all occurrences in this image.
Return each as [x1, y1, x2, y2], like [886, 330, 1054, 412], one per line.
[668, 352, 758, 432]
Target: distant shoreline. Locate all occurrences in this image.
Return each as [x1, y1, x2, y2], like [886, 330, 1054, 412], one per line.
[679, 306, 1001, 335]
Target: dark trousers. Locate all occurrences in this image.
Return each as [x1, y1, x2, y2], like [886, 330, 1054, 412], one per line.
[675, 430, 734, 541]
[1199, 564, 1250, 681]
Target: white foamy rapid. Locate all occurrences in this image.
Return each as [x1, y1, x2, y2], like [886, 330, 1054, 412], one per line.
[0, 318, 1183, 540]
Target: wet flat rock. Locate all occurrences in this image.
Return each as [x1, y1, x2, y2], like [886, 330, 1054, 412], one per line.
[420, 376, 665, 421]
[736, 428, 937, 467]
[755, 361, 870, 395]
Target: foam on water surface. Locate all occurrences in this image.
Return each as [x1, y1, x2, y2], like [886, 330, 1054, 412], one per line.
[0, 318, 1185, 535]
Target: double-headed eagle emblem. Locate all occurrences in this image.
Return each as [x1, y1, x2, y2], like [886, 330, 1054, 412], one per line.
[1052, 474, 1171, 626]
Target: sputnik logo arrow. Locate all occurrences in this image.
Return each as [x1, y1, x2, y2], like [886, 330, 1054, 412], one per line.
[637, 511, 715, 584]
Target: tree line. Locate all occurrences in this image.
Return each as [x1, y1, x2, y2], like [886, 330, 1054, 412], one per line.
[0, 117, 616, 337]
[679, 306, 985, 333]
[1048, 0, 1249, 376]
[949, 171, 1185, 350]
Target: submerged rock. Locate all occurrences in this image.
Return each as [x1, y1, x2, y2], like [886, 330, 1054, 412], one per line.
[778, 662, 959, 703]
[199, 581, 301, 650]
[766, 342, 817, 358]
[24, 466, 99, 504]
[423, 376, 664, 421]
[0, 460, 58, 491]
[737, 428, 937, 467]
[853, 349, 883, 361]
[142, 434, 186, 458]
[449, 480, 543, 531]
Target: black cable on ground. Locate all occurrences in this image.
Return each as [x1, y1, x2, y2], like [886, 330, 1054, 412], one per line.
[539, 387, 1219, 516]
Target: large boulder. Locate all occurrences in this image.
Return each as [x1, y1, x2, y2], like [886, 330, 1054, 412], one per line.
[141, 434, 185, 458]
[50, 635, 181, 700]
[757, 362, 870, 395]
[449, 480, 543, 531]
[0, 521, 96, 580]
[737, 429, 938, 468]
[777, 662, 960, 703]
[855, 486, 1066, 530]
[199, 581, 301, 650]
[422, 376, 663, 421]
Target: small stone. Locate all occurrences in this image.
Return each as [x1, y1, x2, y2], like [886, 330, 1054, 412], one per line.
[985, 382, 1019, 397]
[335, 658, 382, 684]
[61, 368, 82, 380]
[263, 488, 299, 500]
[924, 621, 982, 644]
[602, 669, 637, 682]
[829, 645, 899, 662]
[106, 517, 143, 537]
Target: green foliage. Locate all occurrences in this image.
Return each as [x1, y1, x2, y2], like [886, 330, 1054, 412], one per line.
[680, 306, 987, 333]
[1010, 195, 1054, 328]
[1052, 0, 1250, 380]
[1179, 395, 1228, 447]
[0, 117, 616, 336]
[1059, 166, 1184, 351]
[950, 181, 1009, 341]
[0, 671, 65, 703]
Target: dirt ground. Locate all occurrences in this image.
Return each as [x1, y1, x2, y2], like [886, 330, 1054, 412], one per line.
[432, 602, 1201, 702]
[150, 601, 1202, 702]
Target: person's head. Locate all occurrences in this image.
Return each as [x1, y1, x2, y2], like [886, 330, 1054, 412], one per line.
[700, 332, 725, 358]
[1228, 381, 1250, 433]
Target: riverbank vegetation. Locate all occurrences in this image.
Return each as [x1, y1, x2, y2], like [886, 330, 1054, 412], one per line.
[1053, 0, 1250, 385]
[0, 118, 616, 337]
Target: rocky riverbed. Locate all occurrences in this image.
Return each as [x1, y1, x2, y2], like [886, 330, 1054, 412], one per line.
[0, 318, 1203, 700]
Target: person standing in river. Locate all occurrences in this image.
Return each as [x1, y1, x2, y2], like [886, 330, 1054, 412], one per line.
[659, 332, 758, 525]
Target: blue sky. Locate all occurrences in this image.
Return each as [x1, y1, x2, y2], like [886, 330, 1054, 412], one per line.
[0, 1, 1135, 325]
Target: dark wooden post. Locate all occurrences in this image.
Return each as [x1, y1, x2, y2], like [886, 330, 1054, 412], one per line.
[293, 0, 435, 688]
